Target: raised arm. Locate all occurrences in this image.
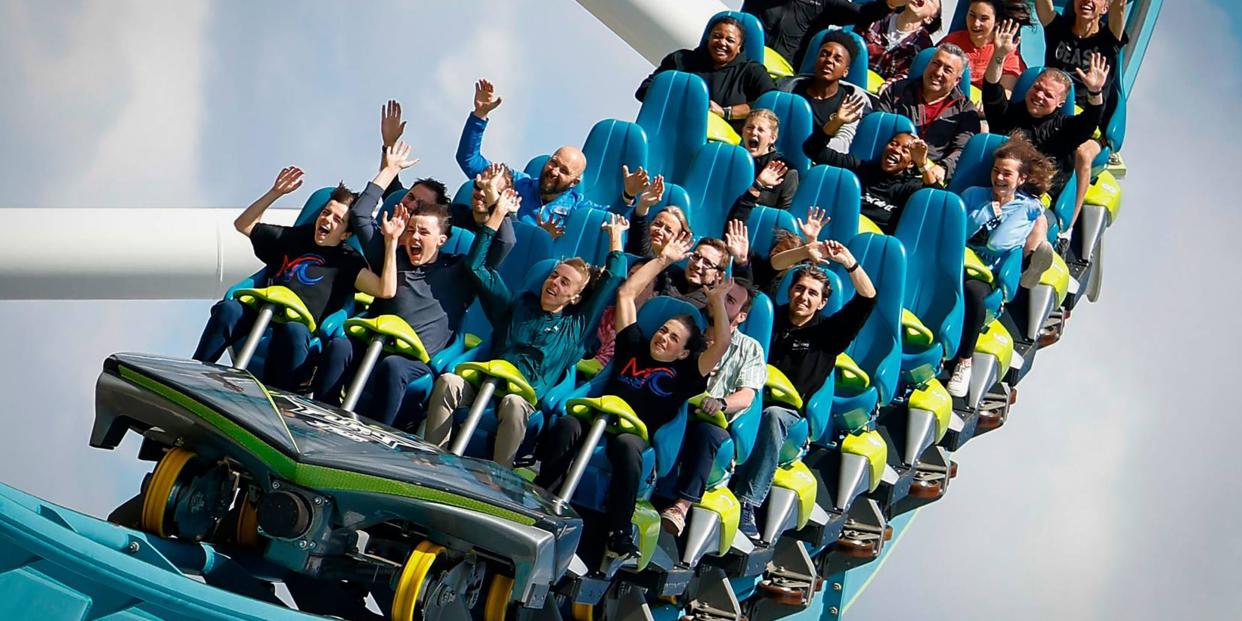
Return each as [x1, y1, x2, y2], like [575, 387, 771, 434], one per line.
[467, 188, 521, 321]
[234, 167, 303, 237]
[985, 20, 1020, 87]
[354, 143, 421, 263]
[805, 93, 867, 164]
[625, 175, 664, 256]
[910, 138, 944, 187]
[1034, 0, 1056, 27]
[698, 277, 736, 377]
[354, 206, 408, 299]
[378, 99, 407, 195]
[825, 240, 874, 298]
[1108, 0, 1127, 41]
[456, 79, 503, 178]
[616, 231, 691, 332]
[1064, 53, 1111, 141]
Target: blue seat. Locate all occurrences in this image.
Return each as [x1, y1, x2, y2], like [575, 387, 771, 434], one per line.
[908, 47, 972, 100]
[681, 142, 756, 240]
[773, 267, 845, 445]
[524, 154, 550, 180]
[848, 112, 918, 161]
[799, 28, 871, 90]
[636, 71, 709, 185]
[947, 132, 1008, 194]
[790, 165, 862, 243]
[731, 292, 774, 466]
[566, 296, 705, 512]
[829, 234, 907, 436]
[553, 207, 614, 265]
[580, 119, 648, 207]
[451, 179, 474, 207]
[752, 91, 814, 173]
[746, 205, 799, 258]
[1012, 66, 1076, 117]
[702, 11, 766, 65]
[893, 189, 966, 385]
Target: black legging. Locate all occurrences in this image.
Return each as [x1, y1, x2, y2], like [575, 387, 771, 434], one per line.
[535, 415, 646, 535]
[956, 278, 993, 360]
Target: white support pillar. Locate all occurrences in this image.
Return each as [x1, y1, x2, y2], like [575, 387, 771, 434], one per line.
[0, 208, 296, 300]
[574, 0, 731, 65]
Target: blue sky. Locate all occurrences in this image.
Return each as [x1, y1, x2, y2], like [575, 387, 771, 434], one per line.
[1, 1, 1237, 619]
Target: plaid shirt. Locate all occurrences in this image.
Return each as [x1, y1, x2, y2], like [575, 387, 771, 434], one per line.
[863, 14, 934, 80]
[705, 330, 768, 399]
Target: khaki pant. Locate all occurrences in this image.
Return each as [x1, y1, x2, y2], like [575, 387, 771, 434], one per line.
[423, 373, 536, 468]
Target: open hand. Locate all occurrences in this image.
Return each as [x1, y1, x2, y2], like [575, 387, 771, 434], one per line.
[823, 239, 855, 266]
[659, 230, 693, 263]
[797, 206, 830, 242]
[725, 219, 750, 263]
[1077, 52, 1112, 95]
[622, 165, 650, 199]
[381, 99, 405, 148]
[271, 166, 304, 195]
[496, 187, 521, 217]
[535, 211, 565, 239]
[600, 213, 631, 237]
[707, 276, 736, 304]
[474, 79, 502, 118]
[827, 93, 866, 134]
[381, 205, 410, 241]
[756, 160, 788, 189]
[993, 19, 1020, 58]
[636, 175, 665, 214]
[383, 142, 420, 172]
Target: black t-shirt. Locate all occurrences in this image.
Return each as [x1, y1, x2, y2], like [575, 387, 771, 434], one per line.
[770, 294, 876, 400]
[859, 166, 926, 234]
[1044, 13, 1128, 105]
[250, 223, 366, 324]
[605, 323, 708, 431]
[792, 79, 847, 129]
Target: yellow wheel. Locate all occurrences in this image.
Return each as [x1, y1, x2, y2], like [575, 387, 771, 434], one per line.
[234, 494, 261, 548]
[140, 448, 196, 537]
[483, 574, 513, 621]
[391, 540, 445, 621]
[572, 603, 594, 621]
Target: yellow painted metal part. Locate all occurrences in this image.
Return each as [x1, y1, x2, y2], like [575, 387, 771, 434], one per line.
[354, 291, 375, 309]
[1086, 169, 1123, 222]
[764, 46, 794, 78]
[1040, 252, 1071, 304]
[974, 319, 1014, 372]
[707, 112, 741, 144]
[841, 431, 887, 492]
[858, 214, 883, 235]
[688, 393, 729, 429]
[391, 540, 444, 621]
[835, 352, 871, 396]
[900, 308, 934, 349]
[633, 499, 661, 570]
[866, 70, 885, 93]
[484, 574, 513, 621]
[566, 395, 650, 443]
[963, 248, 994, 286]
[572, 603, 595, 621]
[697, 487, 741, 556]
[969, 84, 983, 106]
[764, 364, 804, 410]
[464, 333, 482, 349]
[575, 358, 604, 379]
[235, 495, 261, 548]
[455, 359, 537, 405]
[771, 459, 818, 529]
[140, 448, 196, 538]
[345, 314, 431, 363]
[232, 285, 317, 333]
[908, 378, 952, 442]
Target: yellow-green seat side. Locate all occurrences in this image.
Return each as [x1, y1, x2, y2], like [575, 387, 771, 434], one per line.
[835, 352, 871, 396]
[763, 46, 794, 79]
[841, 430, 887, 492]
[232, 286, 317, 333]
[344, 314, 431, 363]
[455, 359, 537, 406]
[1040, 253, 1071, 304]
[687, 393, 730, 429]
[764, 365, 804, 410]
[575, 358, 604, 380]
[901, 309, 935, 349]
[963, 247, 994, 286]
[354, 291, 375, 309]
[908, 378, 952, 442]
[866, 70, 885, 94]
[1086, 169, 1123, 222]
[696, 487, 741, 556]
[463, 333, 482, 350]
[566, 395, 649, 443]
[858, 214, 883, 235]
[707, 112, 741, 145]
[974, 319, 1014, 372]
[771, 459, 817, 529]
[633, 500, 661, 571]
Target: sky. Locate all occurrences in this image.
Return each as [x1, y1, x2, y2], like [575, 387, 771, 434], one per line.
[0, 0, 1237, 619]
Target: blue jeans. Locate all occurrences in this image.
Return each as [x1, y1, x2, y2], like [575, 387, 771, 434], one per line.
[677, 422, 731, 502]
[732, 406, 800, 506]
[192, 299, 312, 392]
[312, 336, 432, 427]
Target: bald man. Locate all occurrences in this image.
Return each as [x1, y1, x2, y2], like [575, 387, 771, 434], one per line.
[457, 79, 624, 231]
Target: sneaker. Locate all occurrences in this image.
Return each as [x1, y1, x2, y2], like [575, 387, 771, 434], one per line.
[1020, 241, 1054, 289]
[946, 360, 972, 399]
[660, 502, 688, 536]
[606, 529, 639, 558]
[738, 502, 760, 540]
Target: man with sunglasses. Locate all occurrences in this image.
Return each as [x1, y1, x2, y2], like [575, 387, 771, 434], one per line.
[311, 147, 516, 428]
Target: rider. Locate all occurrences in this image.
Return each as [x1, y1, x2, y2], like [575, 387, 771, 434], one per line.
[192, 165, 399, 392]
[422, 204, 629, 467]
[534, 235, 733, 556]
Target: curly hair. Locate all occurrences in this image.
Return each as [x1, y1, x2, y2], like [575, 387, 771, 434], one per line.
[995, 133, 1057, 196]
[821, 30, 861, 65]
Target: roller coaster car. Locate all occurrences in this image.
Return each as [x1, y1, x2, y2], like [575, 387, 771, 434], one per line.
[91, 353, 582, 621]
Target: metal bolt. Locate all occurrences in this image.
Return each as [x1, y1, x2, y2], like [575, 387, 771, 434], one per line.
[308, 541, 316, 549]
[272, 481, 281, 489]
[832, 582, 842, 592]
[829, 606, 839, 616]
[126, 541, 140, 553]
[173, 438, 184, 447]
[313, 496, 325, 505]
[297, 540, 309, 550]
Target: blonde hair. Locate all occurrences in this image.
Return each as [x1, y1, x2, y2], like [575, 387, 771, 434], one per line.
[654, 206, 693, 239]
[746, 108, 781, 134]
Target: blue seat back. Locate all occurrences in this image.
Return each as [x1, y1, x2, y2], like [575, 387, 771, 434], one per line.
[701, 11, 766, 64]
[800, 28, 870, 89]
[894, 189, 966, 358]
[746, 205, 799, 258]
[681, 142, 756, 240]
[524, 154, 550, 180]
[636, 71, 710, 185]
[1105, 81, 1127, 151]
[504, 221, 556, 287]
[554, 207, 612, 265]
[947, 132, 1009, 194]
[752, 91, 814, 173]
[790, 165, 861, 243]
[909, 47, 972, 100]
[834, 234, 906, 405]
[451, 179, 474, 207]
[848, 112, 918, 161]
[1012, 66, 1076, 117]
[581, 119, 649, 206]
[441, 226, 475, 257]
